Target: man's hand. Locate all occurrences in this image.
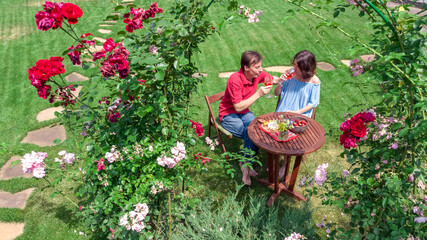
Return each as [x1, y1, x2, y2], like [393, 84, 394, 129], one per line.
[257, 85, 272, 97]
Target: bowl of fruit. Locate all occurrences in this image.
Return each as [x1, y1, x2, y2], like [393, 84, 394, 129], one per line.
[290, 117, 308, 133]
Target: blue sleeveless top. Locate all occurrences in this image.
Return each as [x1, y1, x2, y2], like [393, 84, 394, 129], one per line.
[275, 78, 320, 118]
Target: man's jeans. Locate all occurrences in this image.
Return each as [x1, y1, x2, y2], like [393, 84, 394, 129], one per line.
[221, 112, 258, 159]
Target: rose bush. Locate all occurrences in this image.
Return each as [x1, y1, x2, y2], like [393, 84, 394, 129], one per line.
[29, 0, 239, 239]
[285, 0, 426, 238]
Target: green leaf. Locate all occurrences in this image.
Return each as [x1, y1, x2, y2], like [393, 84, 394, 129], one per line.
[367, 177, 374, 185]
[161, 128, 168, 136]
[398, 127, 408, 137]
[155, 71, 165, 80]
[391, 122, 403, 130]
[53, 139, 62, 144]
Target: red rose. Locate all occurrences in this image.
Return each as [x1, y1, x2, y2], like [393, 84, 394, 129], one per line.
[61, 3, 83, 24]
[35, 11, 54, 31]
[80, 33, 92, 38]
[103, 38, 117, 52]
[92, 50, 106, 61]
[349, 117, 366, 138]
[37, 85, 51, 99]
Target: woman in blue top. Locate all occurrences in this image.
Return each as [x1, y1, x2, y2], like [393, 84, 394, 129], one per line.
[274, 50, 320, 179]
[274, 50, 320, 118]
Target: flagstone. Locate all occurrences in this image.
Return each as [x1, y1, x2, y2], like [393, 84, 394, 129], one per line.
[111, 13, 121, 16]
[0, 188, 35, 209]
[92, 37, 106, 43]
[65, 72, 89, 82]
[71, 86, 84, 99]
[218, 72, 235, 78]
[0, 222, 25, 240]
[341, 60, 351, 67]
[98, 29, 112, 34]
[192, 73, 208, 78]
[99, 24, 112, 27]
[123, 0, 135, 2]
[21, 125, 66, 147]
[263, 66, 292, 73]
[317, 62, 335, 71]
[36, 106, 64, 122]
[0, 156, 32, 180]
[360, 54, 375, 62]
[386, 2, 426, 17]
[104, 20, 117, 24]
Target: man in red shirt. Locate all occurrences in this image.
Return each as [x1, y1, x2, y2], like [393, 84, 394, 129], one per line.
[219, 51, 278, 185]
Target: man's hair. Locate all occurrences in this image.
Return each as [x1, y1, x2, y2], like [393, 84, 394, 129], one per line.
[294, 50, 316, 79]
[241, 51, 262, 73]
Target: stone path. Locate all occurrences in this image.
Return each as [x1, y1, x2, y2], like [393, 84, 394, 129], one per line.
[65, 72, 89, 82]
[104, 20, 117, 24]
[20, 125, 66, 147]
[0, 156, 32, 180]
[0, 222, 25, 240]
[99, 24, 112, 27]
[36, 106, 64, 122]
[218, 53, 379, 78]
[98, 29, 112, 34]
[0, 188, 35, 209]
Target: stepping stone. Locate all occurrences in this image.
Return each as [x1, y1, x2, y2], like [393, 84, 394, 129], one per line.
[104, 20, 117, 24]
[99, 24, 112, 27]
[83, 45, 103, 55]
[317, 62, 335, 71]
[123, 0, 134, 2]
[0, 188, 35, 209]
[192, 73, 208, 78]
[263, 66, 292, 73]
[0, 156, 32, 180]
[36, 106, 64, 122]
[21, 125, 66, 147]
[0, 222, 24, 240]
[218, 72, 235, 78]
[341, 60, 351, 67]
[386, 2, 426, 17]
[360, 54, 375, 62]
[92, 37, 106, 43]
[98, 29, 112, 34]
[65, 72, 89, 82]
[72, 86, 84, 98]
[111, 13, 121, 16]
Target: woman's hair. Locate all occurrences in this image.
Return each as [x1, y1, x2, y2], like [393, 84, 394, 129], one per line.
[241, 51, 262, 73]
[294, 50, 316, 79]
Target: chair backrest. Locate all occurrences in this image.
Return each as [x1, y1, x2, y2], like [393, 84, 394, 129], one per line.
[205, 91, 225, 121]
[275, 94, 317, 120]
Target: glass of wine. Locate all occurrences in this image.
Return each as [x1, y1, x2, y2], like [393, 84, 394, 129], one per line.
[284, 68, 295, 80]
[264, 75, 273, 98]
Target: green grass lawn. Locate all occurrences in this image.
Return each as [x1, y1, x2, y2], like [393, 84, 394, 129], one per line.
[0, 0, 381, 239]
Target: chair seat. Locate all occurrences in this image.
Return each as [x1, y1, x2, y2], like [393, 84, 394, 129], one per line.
[215, 116, 232, 137]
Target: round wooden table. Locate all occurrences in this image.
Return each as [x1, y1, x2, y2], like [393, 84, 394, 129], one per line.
[248, 112, 326, 206]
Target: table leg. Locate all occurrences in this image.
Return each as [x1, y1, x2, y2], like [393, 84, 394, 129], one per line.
[288, 155, 302, 192]
[283, 155, 290, 186]
[274, 154, 280, 194]
[267, 152, 274, 183]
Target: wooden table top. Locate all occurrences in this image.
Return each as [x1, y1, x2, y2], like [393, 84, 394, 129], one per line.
[248, 112, 326, 156]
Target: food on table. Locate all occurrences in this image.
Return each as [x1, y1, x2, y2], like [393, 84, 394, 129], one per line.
[292, 119, 307, 127]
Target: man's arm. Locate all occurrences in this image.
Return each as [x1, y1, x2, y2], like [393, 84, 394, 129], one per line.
[233, 85, 272, 112]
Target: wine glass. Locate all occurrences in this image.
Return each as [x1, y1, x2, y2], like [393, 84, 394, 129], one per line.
[284, 68, 295, 80]
[264, 75, 273, 98]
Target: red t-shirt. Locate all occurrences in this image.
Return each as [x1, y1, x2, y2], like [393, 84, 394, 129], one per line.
[218, 69, 271, 121]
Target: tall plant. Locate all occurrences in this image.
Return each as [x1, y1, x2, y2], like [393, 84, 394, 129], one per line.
[29, 0, 239, 239]
[286, 0, 426, 238]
